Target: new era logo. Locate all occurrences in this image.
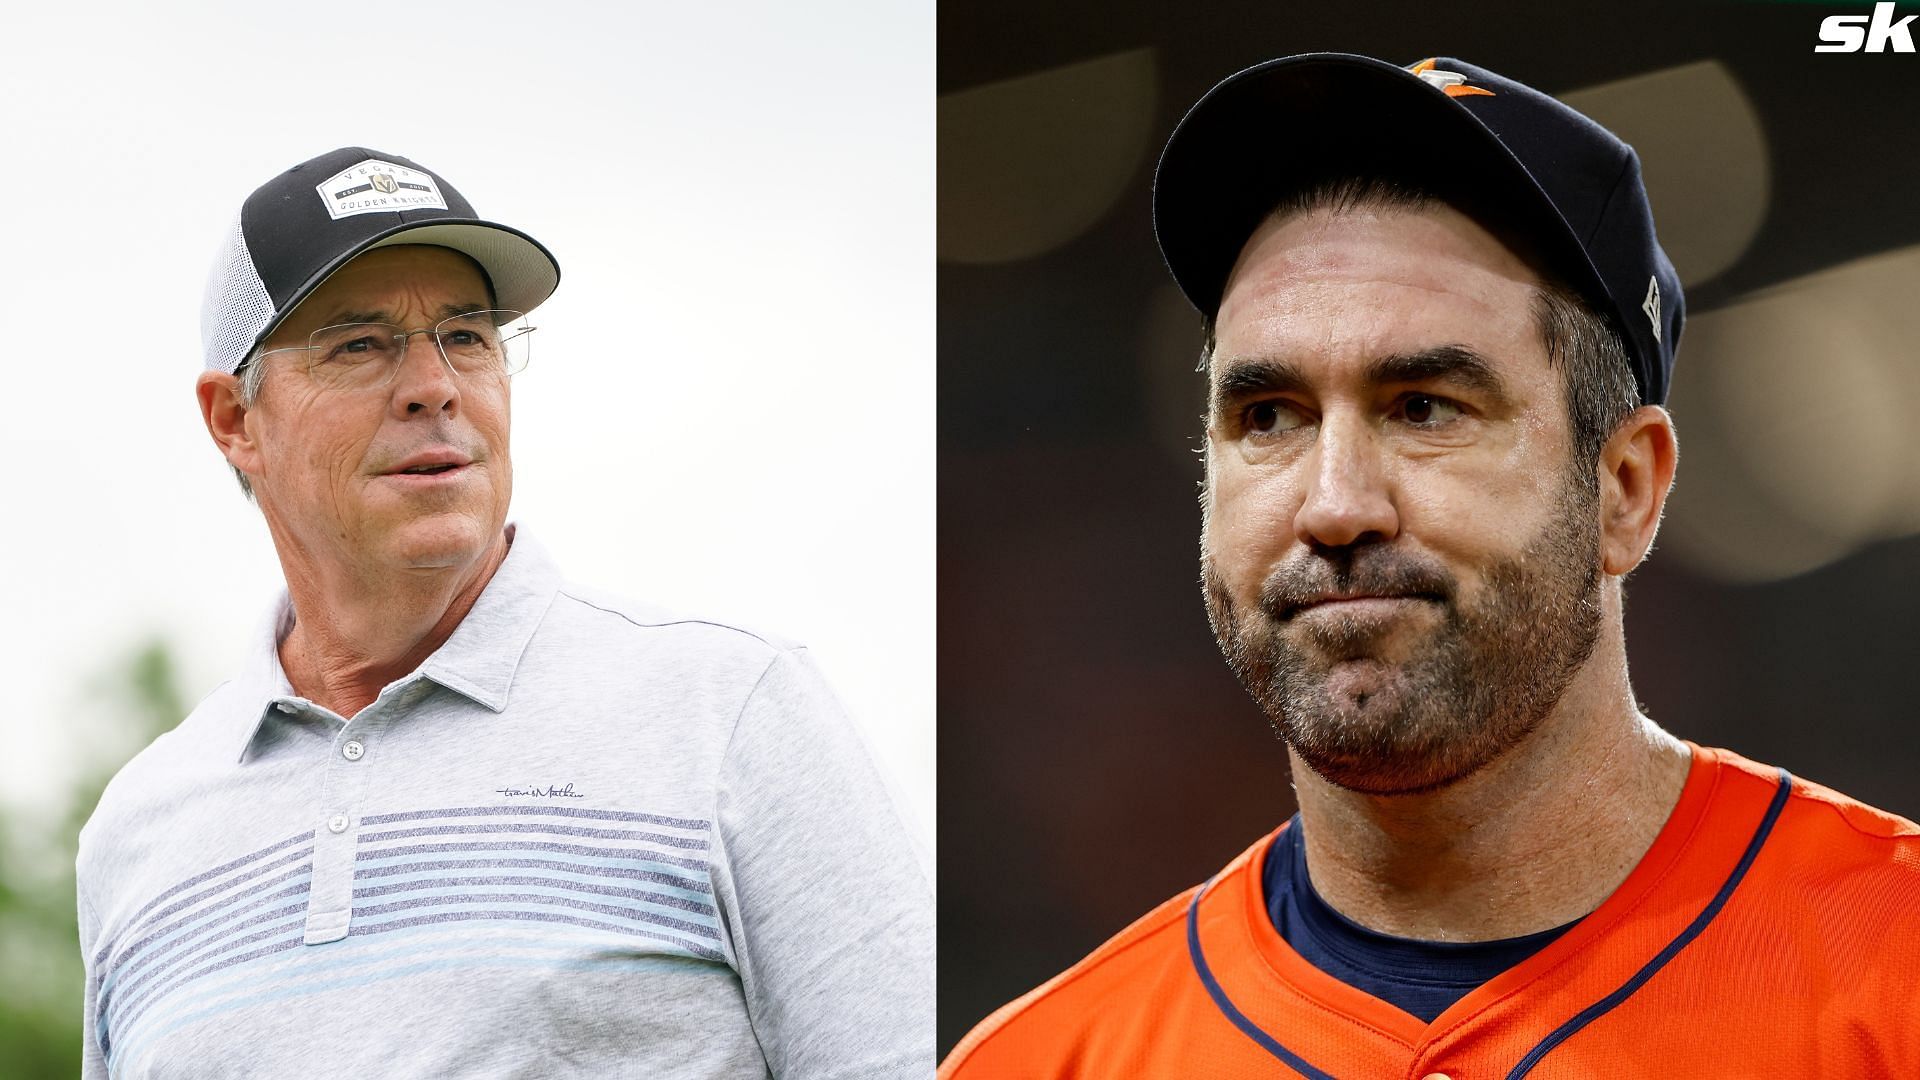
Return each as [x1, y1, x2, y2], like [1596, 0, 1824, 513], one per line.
[1816, 2, 1917, 52]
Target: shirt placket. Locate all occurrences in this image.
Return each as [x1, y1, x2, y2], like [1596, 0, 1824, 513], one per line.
[299, 694, 402, 945]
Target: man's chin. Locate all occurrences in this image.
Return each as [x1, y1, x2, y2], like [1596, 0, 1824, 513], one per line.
[1274, 677, 1512, 796]
[1314, 656, 1406, 699]
[1289, 736, 1500, 797]
[380, 514, 496, 571]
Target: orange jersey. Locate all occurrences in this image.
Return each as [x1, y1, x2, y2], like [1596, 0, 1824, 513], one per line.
[942, 746, 1920, 1078]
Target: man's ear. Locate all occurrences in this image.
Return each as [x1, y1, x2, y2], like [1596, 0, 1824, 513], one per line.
[1598, 404, 1677, 576]
[197, 371, 264, 482]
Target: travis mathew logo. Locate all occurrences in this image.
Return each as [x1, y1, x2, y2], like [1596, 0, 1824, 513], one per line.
[1817, 2, 1917, 52]
[496, 782, 586, 799]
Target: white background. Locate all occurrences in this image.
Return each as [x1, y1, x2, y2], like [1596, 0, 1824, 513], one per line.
[0, 0, 934, 854]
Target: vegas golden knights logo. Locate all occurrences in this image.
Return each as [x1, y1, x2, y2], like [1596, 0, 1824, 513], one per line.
[316, 159, 449, 220]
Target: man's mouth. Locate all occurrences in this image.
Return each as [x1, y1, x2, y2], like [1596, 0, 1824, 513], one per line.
[382, 448, 475, 478]
[1286, 592, 1442, 619]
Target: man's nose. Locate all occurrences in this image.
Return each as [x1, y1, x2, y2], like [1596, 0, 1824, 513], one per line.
[390, 331, 460, 415]
[1293, 411, 1399, 550]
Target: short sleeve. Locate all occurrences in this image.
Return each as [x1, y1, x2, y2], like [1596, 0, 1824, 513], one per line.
[709, 647, 934, 1079]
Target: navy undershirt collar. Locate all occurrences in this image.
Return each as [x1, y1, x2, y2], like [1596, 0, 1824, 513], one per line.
[1264, 816, 1583, 1023]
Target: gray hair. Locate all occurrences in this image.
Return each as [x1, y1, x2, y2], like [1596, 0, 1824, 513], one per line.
[229, 357, 271, 501]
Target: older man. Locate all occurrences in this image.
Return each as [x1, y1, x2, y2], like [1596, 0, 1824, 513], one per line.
[942, 56, 1920, 1077]
[79, 148, 932, 1078]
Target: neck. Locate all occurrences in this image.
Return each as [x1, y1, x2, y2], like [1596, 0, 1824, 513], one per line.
[1291, 622, 1691, 942]
[274, 528, 511, 718]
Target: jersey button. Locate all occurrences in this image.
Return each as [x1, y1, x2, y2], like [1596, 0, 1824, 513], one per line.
[342, 740, 365, 761]
[327, 813, 350, 834]
[1421, 1073, 1453, 1080]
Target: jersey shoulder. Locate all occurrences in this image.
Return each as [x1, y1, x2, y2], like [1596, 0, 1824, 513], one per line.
[1708, 745, 1920, 938]
[940, 887, 1196, 1077]
[941, 835, 1274, 1078]
[1710, 743, 1920, 848]
[1784, 770, 1920, 842]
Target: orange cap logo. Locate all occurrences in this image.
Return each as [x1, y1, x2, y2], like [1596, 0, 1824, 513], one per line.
[1409, 58, 1495, 97]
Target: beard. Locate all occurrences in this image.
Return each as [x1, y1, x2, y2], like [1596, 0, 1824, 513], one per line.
[1203, 472, 1604, 795]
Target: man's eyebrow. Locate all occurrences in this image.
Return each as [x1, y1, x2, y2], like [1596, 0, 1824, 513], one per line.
[1210, 345, 1516, 417]
[1368, 345, 1510, 403]
[1211, 356, 1311, 416]
[314, 303, 491, 327]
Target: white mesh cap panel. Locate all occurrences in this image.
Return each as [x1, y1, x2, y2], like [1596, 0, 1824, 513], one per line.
[200, 214, 277, 374]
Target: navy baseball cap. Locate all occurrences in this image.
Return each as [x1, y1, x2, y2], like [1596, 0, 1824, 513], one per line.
[1153, 54, 1681, 406]
[201, 146, 561, 375]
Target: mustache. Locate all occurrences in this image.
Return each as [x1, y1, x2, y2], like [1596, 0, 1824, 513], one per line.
[1258, 548, 1457, 619]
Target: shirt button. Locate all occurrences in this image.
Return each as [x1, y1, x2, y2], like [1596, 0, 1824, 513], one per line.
[274, 702, 296, 714]
[342, 740, 365, 761]
[1421, 1073, 1454, 1080]
[327, 813, 350, 834]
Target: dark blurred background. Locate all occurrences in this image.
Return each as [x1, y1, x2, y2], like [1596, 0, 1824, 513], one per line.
[938, 0, 1920, 1054]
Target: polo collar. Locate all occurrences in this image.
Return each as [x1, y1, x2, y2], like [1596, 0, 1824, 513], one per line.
[416, 525, 562, 711]
[232, 524, 563, 763]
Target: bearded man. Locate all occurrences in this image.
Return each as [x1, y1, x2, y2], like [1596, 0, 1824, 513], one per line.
[941, 54, 1920, 1078]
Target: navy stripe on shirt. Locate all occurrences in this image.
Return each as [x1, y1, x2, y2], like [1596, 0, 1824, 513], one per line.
[1264, 817, 1582, 1023]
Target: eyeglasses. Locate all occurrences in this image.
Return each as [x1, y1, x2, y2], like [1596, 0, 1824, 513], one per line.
[251, 309, 535, 391]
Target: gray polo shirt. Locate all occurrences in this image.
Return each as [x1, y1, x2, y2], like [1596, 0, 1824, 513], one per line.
[77, 528, 932, 1078]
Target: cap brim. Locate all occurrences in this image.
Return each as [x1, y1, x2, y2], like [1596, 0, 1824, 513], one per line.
[250, 219, 561, 353]
[1153, 52, 1608, 321]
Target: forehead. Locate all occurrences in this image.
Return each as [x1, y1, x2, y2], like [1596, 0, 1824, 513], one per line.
[1213, 204, 1548, 383]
